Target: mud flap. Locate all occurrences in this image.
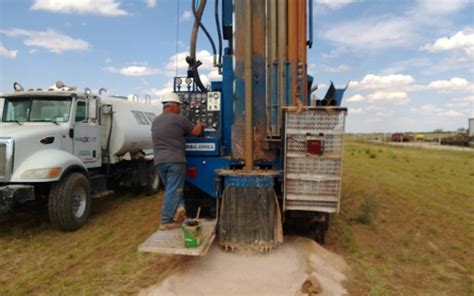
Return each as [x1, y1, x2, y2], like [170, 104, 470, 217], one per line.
[218, 175, 283, 252]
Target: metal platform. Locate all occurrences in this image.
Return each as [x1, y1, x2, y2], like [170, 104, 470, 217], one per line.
[283, 108, 347, 213]
[138, 219, 217, 256]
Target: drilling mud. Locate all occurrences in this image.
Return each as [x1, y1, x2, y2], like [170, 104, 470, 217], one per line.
[140, 237, 348, 296]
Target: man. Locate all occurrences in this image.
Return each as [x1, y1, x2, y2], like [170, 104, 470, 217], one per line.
[151, 92, 204, 230]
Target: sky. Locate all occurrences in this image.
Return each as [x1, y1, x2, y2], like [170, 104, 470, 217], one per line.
[0, 0, 473, 133]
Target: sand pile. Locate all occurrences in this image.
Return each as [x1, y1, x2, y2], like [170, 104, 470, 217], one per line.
[140, 237, 348, 296]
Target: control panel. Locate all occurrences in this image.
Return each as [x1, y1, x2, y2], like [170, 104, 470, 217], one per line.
[177, 91, 221, 131]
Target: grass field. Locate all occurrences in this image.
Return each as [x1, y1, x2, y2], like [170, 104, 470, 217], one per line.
[0, 140, 473, 295]
[326, 140, 474, 295]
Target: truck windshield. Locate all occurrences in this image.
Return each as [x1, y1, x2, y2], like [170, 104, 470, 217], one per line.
[2, 97, 72, 123]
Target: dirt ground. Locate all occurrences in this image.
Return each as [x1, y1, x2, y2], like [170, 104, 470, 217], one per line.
[140, 237, 348, 296]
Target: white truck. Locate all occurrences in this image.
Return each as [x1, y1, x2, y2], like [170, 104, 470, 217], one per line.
[0, 81, 161, 231]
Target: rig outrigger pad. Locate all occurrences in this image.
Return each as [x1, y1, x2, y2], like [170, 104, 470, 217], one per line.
[217, 171, 283, 252]
[138, 219, 217, 256]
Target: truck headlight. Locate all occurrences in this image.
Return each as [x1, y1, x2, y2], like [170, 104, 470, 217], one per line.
[22, 168, 62, 179]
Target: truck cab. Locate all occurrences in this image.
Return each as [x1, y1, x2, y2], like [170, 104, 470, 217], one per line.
[0, 82, 161, 231]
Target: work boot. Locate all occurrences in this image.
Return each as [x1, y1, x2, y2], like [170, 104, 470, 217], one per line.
[159, 223, 181, 231]
[173, 207, 186, 224]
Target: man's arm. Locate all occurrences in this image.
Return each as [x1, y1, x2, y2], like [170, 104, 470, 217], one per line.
[191, 121, 204, 136]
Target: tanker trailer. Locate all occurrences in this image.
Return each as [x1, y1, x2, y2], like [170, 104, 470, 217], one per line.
[0, 81, 161, 231]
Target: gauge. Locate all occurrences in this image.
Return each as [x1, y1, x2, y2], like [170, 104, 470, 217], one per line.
[185, 77, 193, 85]
[196, 93, 202, 99]
[202, 93, 207, 98]
[184, 93, 190, 99]
[175, 78, 183, 85]
[190, 99, 197, 109]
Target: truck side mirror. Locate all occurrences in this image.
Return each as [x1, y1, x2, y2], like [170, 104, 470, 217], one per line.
[88, 98, 98, 120]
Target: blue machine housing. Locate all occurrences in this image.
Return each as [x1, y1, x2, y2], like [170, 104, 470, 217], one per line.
[184, 61, 235, 198]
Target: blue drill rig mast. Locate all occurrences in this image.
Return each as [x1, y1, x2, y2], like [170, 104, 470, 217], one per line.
[175, 0, 347, 250]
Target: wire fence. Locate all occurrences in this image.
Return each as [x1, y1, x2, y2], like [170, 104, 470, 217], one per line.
[355, 136, 474, 153]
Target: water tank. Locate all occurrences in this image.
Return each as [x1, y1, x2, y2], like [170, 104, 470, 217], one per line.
[100, 96, 161, 157]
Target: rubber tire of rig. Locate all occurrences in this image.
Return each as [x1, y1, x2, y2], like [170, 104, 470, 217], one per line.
[48, 172, 91, 231]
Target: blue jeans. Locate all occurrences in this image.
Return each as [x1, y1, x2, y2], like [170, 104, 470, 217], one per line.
[156, 163, 186, 224]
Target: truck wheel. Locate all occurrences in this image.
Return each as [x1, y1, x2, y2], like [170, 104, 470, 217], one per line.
[145, 162, 160, 195]
[48, 172, 91, 231]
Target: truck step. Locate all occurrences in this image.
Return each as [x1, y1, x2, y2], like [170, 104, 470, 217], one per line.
[91, 190, 114, 199]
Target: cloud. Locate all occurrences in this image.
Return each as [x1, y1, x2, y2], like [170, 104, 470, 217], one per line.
[145, 0, 156, 8]
[165, 50, 215, 72]
[420, 104, 442, 113]
[415, 0, 470, 15]
[350, 108, 364, 114]
[445, 102, 471, 108]
[321, 64, 351, 73]
[453, 95, 474, 102]
[207, 69, 222, 80]
[321, 47, 348, 59]
[320, 0, 472, 56]
[180, 11, 193, 22]
[104, 65, 163, 76]
[31, 0, 128, 16]
[367, 91, 409, 104]
[437, 110, 464, 117]
[322, 16, 418, 50]
[375, 111, 393, 117]
[308, 64, 318, 74]
[428, 77, 474, 92]
[149, 87, 173, 99]
[316, 0, 354, 10]
[380, 57, 433, 75]
[422, 28, 474, 58]
[349, 74, 415, 90]
[347, 94, 365, 102]
[0, 28, 89, 53]
[0, 43, 17, 58]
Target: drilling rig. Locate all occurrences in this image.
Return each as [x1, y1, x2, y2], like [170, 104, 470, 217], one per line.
[140, 0, 347, 255]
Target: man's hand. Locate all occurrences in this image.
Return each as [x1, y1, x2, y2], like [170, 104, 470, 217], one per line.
[191, 120, 205, 136]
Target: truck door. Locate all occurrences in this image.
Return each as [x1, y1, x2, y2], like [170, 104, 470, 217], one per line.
[73, 99, 101, 168]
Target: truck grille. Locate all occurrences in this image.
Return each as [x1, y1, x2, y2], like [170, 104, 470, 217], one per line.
[0, 143, 6, 178]
[0, 138, 13, 181]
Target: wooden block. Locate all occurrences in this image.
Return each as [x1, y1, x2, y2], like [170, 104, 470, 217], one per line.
[138, 219, 217, 256]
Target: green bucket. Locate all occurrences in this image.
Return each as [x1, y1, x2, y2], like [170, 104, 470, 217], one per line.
[181, 220, 203, 248]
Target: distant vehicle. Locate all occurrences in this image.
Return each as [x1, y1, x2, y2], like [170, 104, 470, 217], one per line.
[440, 133, 472, 147]
[415, 134, 425, 141]
[0, 81, 161, 231]
[391, 133, 412, 142]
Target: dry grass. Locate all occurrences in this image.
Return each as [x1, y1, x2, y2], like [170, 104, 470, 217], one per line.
[0, 193, 191, 295]
[326, 139, 474, 295]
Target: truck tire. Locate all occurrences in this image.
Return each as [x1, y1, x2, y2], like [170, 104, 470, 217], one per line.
[48, 172, 91, 231]
[145, 162, 160, 195]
